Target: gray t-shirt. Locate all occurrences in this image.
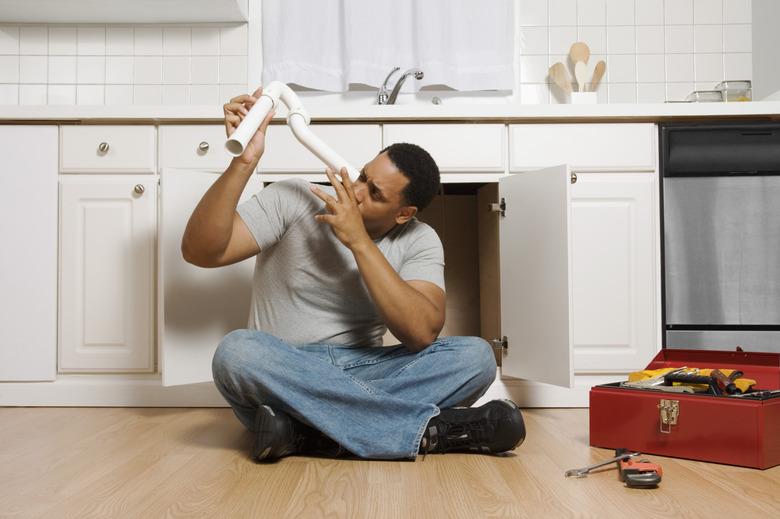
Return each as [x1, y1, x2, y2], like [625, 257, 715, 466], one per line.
[236, 178, 445, 347]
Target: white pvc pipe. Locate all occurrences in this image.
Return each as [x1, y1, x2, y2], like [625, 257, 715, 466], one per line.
[225, 81, 360, 180]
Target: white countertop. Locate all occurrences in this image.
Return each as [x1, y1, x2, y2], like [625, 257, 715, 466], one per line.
[1, 101, 779, 123]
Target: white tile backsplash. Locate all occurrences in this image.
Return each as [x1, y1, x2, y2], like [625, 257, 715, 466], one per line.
[0, 26, 19, 54]
[77, 27, 105, 55]
[636, 26, 665, 54]
[695, 53, 725, 81]
[77, 56, 105, 84]
[134, 27, 163, 56]
[665, 25, 694, 53]
[0, 84, 19, 103]
[666, 53, 695, 82]
[606, 0, 634, 25]
[220, 25, 248, 56]
[519, 0, 549, 26]
[19, 27, 47, 55]
[47, 84, 76, 104]
[636, 0, 665, 25]
[76, 84, 104, 105]
[48, 56, 76, 84]
[19, 84, 47, 105]
[577, 25, 606, 54]
[163, 27, 191, 56]
[665, 0, 694, 25]
[607, 26, 635, 54]
[106, 57, 133, 84]
[20, 56, 47, 84]
[48, 27, 76, 55]
[106, 27, 134, 55]
[694, 25, 723, 53]
[724, 0, 752, 24]
[105, 84, 133, 105]
[133, 84, 162, 104]
[577, 0, 606, 26]
[0, 56, 19, 82]
[723, 24, 751, 52]
[636, 54, 666, 82]
[134, 56, 162, 84]
[520, 26, 549, 54]
[192, 27, 221, 55]
[162, 57, 191, 84]
[693, 0, 723, 24]
[549, 0, 577, 26]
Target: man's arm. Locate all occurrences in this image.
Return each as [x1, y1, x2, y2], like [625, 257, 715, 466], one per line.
[311, 170, 445, 352]
[181, 90, 274, 268]
[351, 243, 445, 352]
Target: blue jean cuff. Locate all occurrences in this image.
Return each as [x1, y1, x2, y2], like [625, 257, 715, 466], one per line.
[409, 405, 441, 459]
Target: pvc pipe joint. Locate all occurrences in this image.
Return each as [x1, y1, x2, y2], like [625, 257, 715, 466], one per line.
[225, 81, 359, 180]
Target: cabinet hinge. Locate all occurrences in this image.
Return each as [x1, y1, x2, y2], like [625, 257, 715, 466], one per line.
[491, 336, 508, 352]
[489, 197, 506, 217]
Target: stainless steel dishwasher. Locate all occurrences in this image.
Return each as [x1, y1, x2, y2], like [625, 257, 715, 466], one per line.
[661, 122, 780, 352]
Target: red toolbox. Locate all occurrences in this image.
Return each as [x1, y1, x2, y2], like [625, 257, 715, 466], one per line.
[589, 348, 780, 469]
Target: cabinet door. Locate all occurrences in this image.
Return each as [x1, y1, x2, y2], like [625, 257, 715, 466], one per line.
[570, 173, 657, 372]
[0, 126, 58, 381]
[499, 165, 574, 388]
[59, 176, 156, 372]
[159, 168, 263, 386]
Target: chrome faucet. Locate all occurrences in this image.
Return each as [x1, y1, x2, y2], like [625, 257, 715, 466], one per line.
[377, 67, 424, 104]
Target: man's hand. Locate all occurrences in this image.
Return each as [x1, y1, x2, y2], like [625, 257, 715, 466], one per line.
[310, 168, 371, 250]
[223, 86, 275, 168]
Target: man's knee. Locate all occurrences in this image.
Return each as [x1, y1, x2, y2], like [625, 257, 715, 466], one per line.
[445, 336, 497, 385]
[212, 329, 253, 382]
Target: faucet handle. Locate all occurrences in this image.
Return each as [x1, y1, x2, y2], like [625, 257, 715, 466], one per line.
[378, 67, 401, 104]
[381, 67, 401, 91]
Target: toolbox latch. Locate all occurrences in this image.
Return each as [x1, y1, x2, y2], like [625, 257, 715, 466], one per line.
[657, 399, 679, 434]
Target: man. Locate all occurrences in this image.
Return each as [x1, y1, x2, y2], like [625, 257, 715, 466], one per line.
[182, 87, 525, 461]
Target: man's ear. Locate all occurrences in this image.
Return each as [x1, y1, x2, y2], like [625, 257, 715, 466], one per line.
[395, 205, 418, 225]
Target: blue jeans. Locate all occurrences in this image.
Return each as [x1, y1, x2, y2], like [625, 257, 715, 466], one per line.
[211, 330, 497, 460]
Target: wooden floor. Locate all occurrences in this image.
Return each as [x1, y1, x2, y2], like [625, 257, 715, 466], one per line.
[1, 407, 779, 518]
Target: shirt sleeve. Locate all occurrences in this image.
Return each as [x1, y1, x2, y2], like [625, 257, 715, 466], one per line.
[236, 178, 318, 251]
[398, 225, 446, 292]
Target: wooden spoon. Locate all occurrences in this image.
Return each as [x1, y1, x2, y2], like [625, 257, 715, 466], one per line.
[574, 61, 587, 92]
[569, 42, 590, 65]
[590, 60, 606, 91]
[548, 62, 572, 93]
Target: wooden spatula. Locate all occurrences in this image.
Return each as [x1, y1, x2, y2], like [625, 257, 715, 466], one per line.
[590, 60, 606, 91]
[548, 62, 572, 93]
[569, 42, 590, 65]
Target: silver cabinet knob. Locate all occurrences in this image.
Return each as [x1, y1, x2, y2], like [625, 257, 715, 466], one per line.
[570, 172, 578, 184]
[98, 142, 109, 153]
[198, 141, 210, 152]
[134, 184, 145, 195]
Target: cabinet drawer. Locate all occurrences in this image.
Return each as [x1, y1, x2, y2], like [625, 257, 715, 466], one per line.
[509, 123, 656, 171]
[258, 124, 381, 174]
[384, 124, 506, 173]
[60, 126, 156, 173]
[159, 125, 233, 170]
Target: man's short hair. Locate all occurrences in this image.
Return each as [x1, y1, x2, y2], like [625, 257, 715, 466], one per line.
[380, 142, 440, 211]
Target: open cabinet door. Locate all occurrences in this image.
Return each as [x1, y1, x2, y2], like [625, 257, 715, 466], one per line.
[499, 165, 574, 388]
[159, 168, 263, 386]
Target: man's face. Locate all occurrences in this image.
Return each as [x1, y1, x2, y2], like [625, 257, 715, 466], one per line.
[353, 151, 416, 234]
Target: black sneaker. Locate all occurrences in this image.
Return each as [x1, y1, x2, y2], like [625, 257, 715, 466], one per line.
[251, 405, 308, 462]
[251, 405, 345, 462]
[420, 399, 526, 455]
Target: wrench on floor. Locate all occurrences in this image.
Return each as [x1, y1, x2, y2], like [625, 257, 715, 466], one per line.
[564, 451, 641, 478]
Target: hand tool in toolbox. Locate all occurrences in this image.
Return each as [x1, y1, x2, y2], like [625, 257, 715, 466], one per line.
[615, 448, 663, 488]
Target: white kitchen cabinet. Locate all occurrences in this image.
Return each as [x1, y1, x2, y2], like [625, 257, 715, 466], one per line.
[0, 126, 58, 381]
[384, 124, 507, 173]
[159, 165, 263, 386]
[257, 124, 382, 178]
[60, 126, 156, 174]
[569, 172, 658, 373]
[59, 176, 156, 372]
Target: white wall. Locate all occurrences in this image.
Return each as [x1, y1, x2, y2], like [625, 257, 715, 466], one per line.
[0, 0, 754, 106]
